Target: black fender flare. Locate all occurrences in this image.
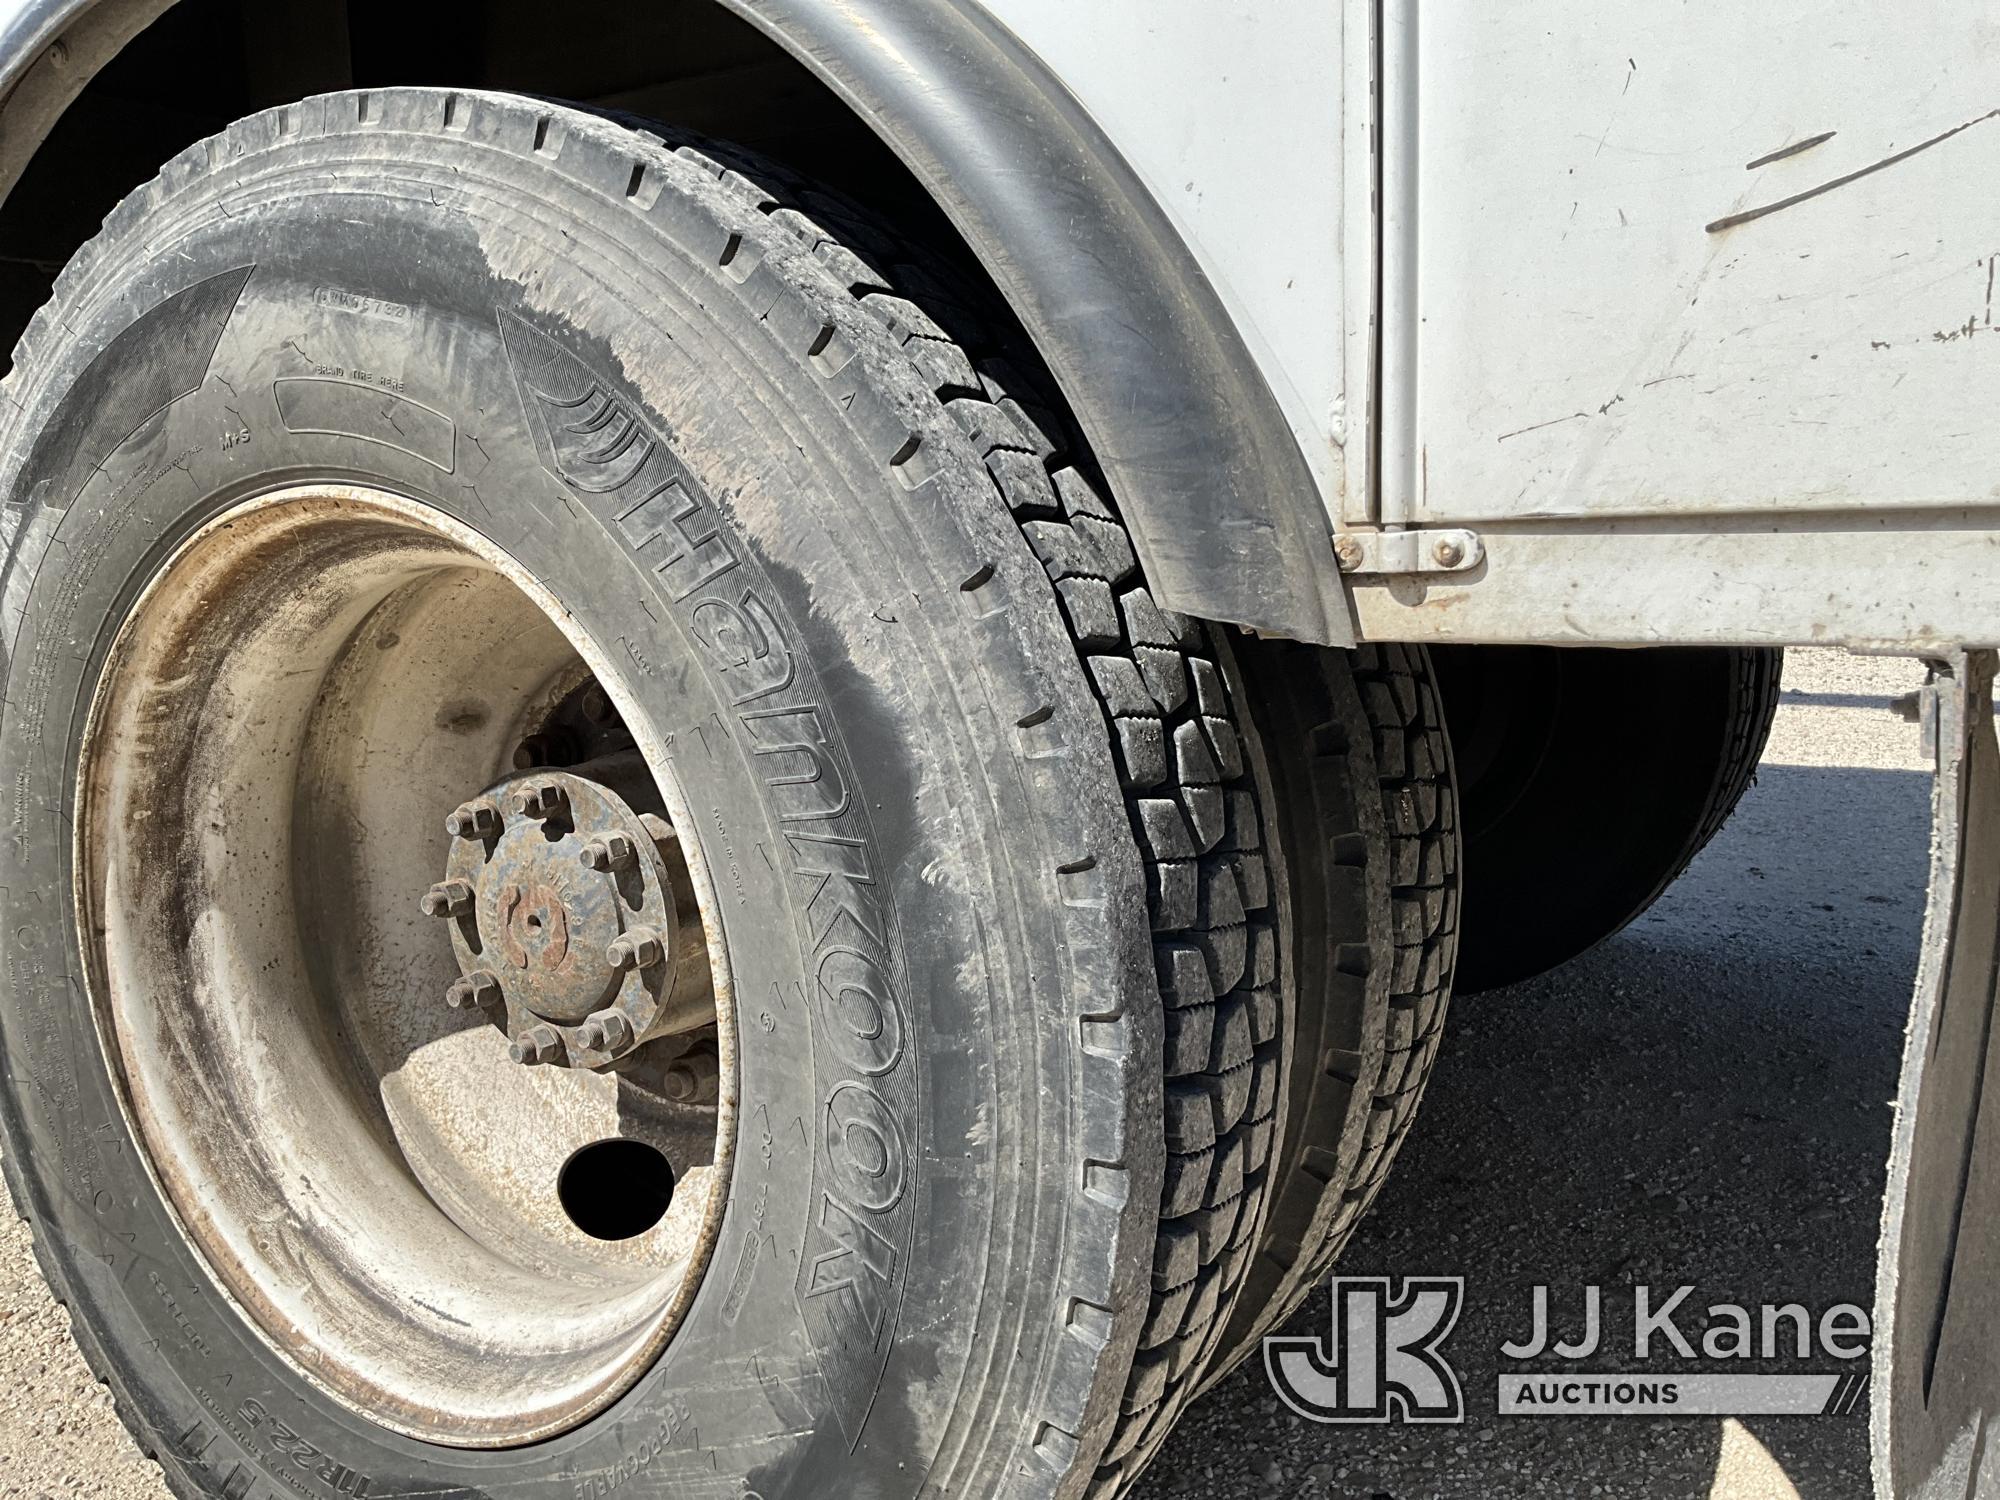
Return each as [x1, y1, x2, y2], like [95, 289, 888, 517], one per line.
[711, 0, 1350, 645]
[0, 0, 1350, 642]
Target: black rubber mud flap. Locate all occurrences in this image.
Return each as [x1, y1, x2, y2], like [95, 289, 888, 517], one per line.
[1875, 649, 2000, 1498]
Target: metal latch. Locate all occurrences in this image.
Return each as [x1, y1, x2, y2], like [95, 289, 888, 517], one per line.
[1890, 658, 1957, 759]
[1332, 528, 1484, 576]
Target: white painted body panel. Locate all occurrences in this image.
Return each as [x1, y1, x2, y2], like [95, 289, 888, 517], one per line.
[977, 0, 1353, 501]
[1401, 4, 2000, 526]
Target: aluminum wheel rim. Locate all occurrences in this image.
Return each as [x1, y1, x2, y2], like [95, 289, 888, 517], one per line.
[74, 486, 736, 1446]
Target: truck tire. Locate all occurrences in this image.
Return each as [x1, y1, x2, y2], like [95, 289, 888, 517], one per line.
[1196, 642, 1460, 1383]
[0, 91, 1282, 1500]
[1432, 644, 1781, 993]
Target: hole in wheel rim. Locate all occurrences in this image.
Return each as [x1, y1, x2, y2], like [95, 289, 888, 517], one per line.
[560, 1139, 677, 1240]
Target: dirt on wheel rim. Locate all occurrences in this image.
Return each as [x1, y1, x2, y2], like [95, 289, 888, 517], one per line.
[74, 485, 737, 1446]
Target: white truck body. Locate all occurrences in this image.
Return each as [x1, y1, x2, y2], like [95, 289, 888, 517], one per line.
[990, 0, 2000, 650]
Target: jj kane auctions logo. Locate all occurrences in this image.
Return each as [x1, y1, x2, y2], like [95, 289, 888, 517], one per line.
[1266, 1279, 1872, 1422]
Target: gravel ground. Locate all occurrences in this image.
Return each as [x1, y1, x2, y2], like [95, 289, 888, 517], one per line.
[0, 649, 1933, 1499]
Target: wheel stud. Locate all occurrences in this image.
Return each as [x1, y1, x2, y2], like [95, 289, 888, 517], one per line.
[606, 926, 665, 971]
[444, 799, 501, 839]
[579, 1011, 633, 1051]
[578, 833, 637, 873]
[420, 879, 476, 918]
[445, 971, 503, 1010]
[508, 1024, 562, 1066]
[512, 780, 569, 821]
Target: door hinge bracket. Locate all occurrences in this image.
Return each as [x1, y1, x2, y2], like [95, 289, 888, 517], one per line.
[1333, 528, 1484, 576]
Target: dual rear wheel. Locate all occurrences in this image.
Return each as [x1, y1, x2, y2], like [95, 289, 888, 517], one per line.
[0, 90, 1461, 1499]
[0, 82, 1782, 1499]
[0, 85, 1782, 1500]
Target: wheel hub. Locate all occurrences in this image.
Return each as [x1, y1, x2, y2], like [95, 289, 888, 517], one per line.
[428, 759, 711, 1067]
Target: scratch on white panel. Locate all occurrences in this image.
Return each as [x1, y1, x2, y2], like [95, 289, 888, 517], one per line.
[1708, 111, 2000, 232]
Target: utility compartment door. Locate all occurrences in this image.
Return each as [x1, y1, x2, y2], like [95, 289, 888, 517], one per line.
[1401, 3, 2000, 525]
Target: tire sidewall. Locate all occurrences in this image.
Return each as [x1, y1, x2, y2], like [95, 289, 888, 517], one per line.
[0, 94, 1135, 1500]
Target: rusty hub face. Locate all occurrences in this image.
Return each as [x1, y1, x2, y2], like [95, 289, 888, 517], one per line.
[429, 762, 711, 1067]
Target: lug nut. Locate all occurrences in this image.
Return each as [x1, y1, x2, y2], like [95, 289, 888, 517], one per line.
[606, 926, 665, 971]
[579, 1011, 634, 1052]
[579, 833, 638, 873]
[421, 879, 476, 918]
[511, 731, 578, 770]
[445, 800, 502, 840]
[664, 1052, 719, 1104]
[508, 1024, 563, 1066]
[512, 780, 569, 820]
[445, 971, 503, 1010]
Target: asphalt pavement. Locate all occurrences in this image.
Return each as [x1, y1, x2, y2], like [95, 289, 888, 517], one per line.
[0, 649, 1933, 1499]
